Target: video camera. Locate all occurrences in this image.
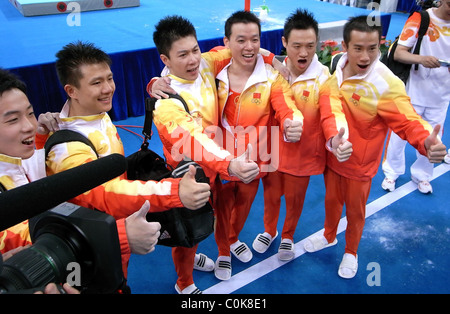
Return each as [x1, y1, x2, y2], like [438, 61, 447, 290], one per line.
[0, 154, 129, 294]
[0, 202, 125, 294]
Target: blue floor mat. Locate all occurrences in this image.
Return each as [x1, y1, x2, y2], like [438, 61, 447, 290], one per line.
[117, 109, 450, 294]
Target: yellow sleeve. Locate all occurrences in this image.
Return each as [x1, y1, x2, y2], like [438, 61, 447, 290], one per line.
[319, 75, 349, 141]
[270, 71, 304, 129]
[153, 98, 231, 176]
[46, 142, 183, 220]
[377, 76, 432, 155]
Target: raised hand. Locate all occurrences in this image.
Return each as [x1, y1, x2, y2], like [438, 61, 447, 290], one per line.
[331, 127, 353, 162]
[283, 118, 303, 142]
[424, 124, 447, 163]
[179, 165, 211, 209]
[125, 200, 161, 254]
[228, 144, 260, 184]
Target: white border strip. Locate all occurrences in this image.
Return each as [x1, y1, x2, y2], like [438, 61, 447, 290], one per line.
[204, 163, 450, 294]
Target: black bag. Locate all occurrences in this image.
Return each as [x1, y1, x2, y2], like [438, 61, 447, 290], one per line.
[44, 94, 215, 248]
[126, 142, 172, 182]
[380, 10, 430, 84]
[144, 158, 215, 248]
[135, 95, 215, 247]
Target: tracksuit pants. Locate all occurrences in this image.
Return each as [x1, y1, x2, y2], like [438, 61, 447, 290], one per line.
[215, 179, 260, 257]
[323, 167, 371, 256]
[262, 171, 310, 240]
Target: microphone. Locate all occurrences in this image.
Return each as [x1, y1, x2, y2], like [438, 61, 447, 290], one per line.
[0, 153, 127, 231]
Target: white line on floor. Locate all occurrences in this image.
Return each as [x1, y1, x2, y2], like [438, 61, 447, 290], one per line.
[204, 163, 450, 294]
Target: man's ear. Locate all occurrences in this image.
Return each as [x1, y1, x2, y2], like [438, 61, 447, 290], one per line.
[341, 40, 347, 52]
[64, 84, 75, 98]
[160, 54, 170, 67]
[281, 36, 287, 49]
[223, 36, 230, 49]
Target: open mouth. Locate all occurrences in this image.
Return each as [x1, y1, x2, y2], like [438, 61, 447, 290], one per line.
[297, 59, 308, 66]
[22, 137, 34, 145]
[243, 54, 255, 60]
[358, 64, 370, 70]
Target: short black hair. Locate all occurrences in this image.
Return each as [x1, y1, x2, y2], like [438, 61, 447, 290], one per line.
[343, 15, 382, 46]
[283, 9, 319, 42]
[224, 10, 261, 39]
[153, 15, 197, 57]
[55, 41, 112, 88]
[0, 68, 27, 97]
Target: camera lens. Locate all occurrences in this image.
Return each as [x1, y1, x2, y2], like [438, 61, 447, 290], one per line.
[0, 204, 125, 294]
[0, 233, 77, 293]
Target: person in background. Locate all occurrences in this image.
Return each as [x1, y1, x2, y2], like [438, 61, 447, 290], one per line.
[381, 0, 450, 194]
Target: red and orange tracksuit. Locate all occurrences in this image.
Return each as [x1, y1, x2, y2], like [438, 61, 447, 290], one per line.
[151, 49, 237, 291]
[151, 48, 278, 290]
[262, 55, 330, 241]
[45, 102, 184, 276]
[320, 53, 433, 256]
[215, 55, 304, 256]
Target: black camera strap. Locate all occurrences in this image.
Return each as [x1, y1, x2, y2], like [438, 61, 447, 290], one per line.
[142, 94, 190, 149]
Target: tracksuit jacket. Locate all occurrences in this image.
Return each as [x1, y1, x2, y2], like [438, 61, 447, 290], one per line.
[277, 54, 330, 176]
[216, 54, 304, 181]
[152, 49, 241, 182]
[320, 53, 433, 181]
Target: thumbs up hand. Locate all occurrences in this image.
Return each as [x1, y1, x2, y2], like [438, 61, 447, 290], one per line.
[424, 124, 447, 163]
[126, 200, 161, 254]
[228, 144, 260, 184]
[331, 127, 353, 162]
[179, 165, 211, 210]
[283, 118, 303, 142]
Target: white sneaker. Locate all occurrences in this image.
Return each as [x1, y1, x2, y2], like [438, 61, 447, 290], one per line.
[381, 177, 396, 192]
[278, 238, 295, 261]
[417, 181, 433, 194]
[304, 234, 337, 253]
[338, 253, 358, 279]
[194, 253, 214, 272]
[252, 231, 278, 253]
[175, 283, 202, 294]
[412, 177, 433, 194]
[444, 149, 450, 164]
[230, 240, 253, 262]
[214, 255, 232, 281]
